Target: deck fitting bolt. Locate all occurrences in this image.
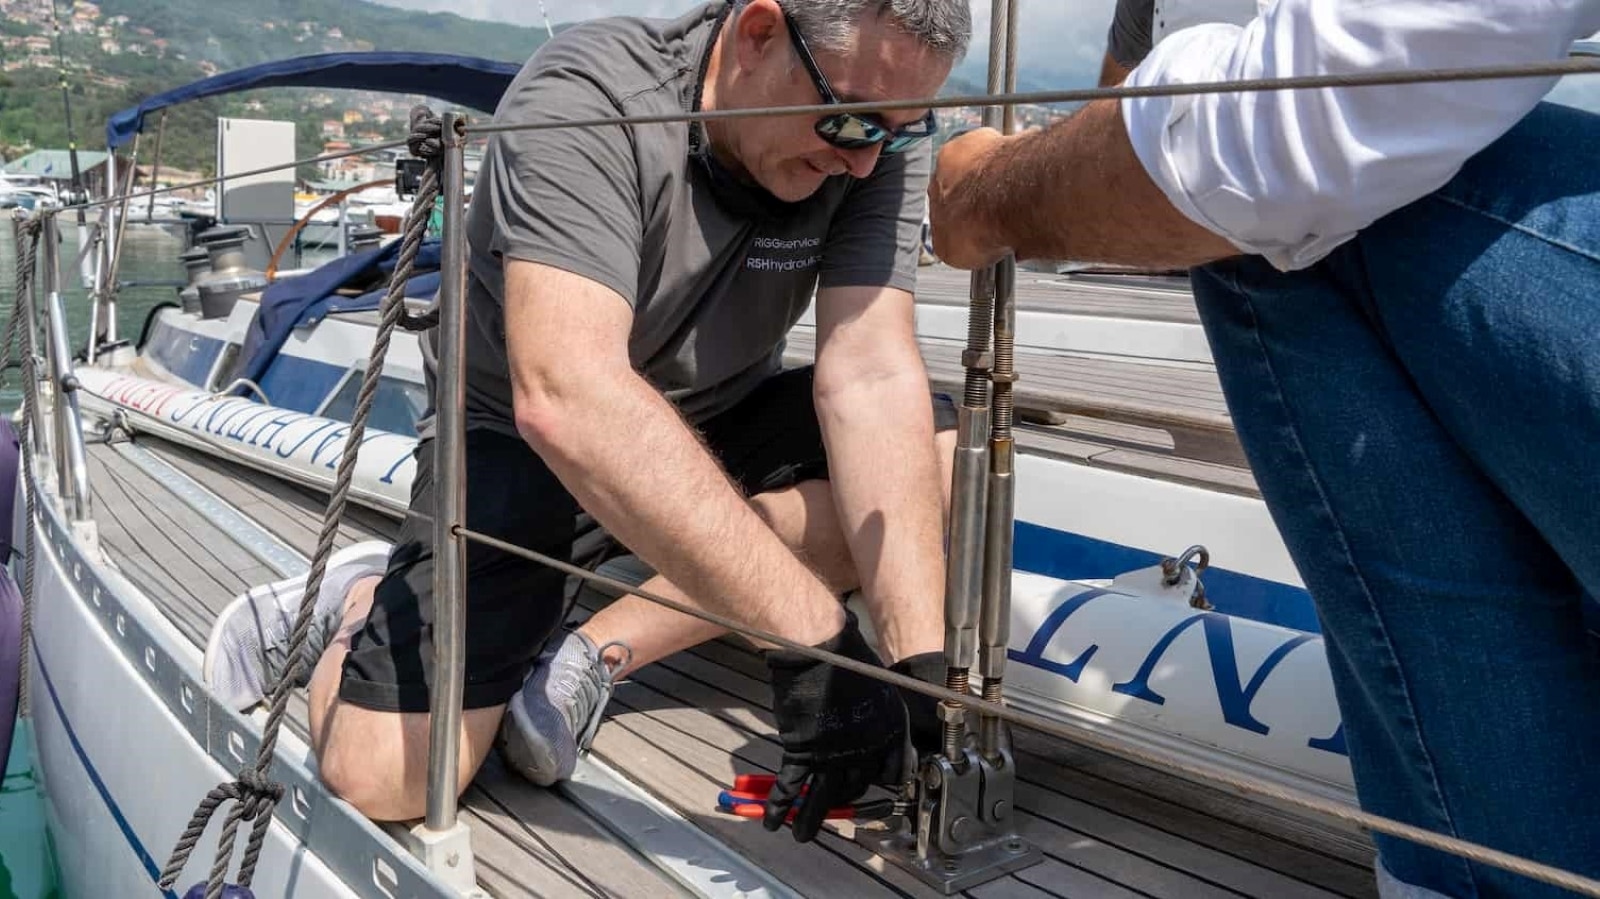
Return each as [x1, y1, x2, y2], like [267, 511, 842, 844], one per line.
[1006, 839, 1025, 853]
[950, 815, 977, 843]
[447, 852, 459, 867]
[991, 799, 1011, 820]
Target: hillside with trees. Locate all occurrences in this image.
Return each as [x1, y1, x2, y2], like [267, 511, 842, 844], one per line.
[0, 0, 549, 175]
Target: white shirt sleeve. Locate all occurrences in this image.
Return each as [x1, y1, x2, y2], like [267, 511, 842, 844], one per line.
[1122, 1, 1600, 271]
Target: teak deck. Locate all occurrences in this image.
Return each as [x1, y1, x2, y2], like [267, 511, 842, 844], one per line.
[83, 435, 1376, 898]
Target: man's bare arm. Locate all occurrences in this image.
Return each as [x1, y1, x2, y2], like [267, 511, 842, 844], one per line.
[1098, 52, 1132, 87]
[928, 99, 1238, 271]
[812, 285, 945, 664]
[505, 259, 845, 647]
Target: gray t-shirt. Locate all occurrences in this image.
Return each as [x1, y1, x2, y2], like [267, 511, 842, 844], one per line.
[437, 1, 928, 438]
[1106, 0, 1156, 68]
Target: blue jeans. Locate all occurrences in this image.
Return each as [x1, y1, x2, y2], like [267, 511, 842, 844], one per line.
[1191, 102, 1600, 899]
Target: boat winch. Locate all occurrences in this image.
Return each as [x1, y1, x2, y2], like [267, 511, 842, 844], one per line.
[194, 226, 268, 320]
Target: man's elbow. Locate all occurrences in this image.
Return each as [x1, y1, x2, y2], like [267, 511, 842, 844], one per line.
[510, 365, 607, 454]
[814, 357, 931, 411]
[512, 391, 563, 454]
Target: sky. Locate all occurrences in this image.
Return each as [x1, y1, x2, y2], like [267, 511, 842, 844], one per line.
[370, 0, 1122, 89]
[366, 0, 1600, 111]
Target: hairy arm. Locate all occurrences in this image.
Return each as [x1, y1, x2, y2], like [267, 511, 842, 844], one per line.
[811, 285, 945, 663]
[929, 100, 1238, 270]
[1098, 52, 1132, 87]
[506, 259, 845, 648]
[935, 0, 1600, 274]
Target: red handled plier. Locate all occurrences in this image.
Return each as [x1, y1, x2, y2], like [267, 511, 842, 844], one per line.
[716, 773, 896, 822]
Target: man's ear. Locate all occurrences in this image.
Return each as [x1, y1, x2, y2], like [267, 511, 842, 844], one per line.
[732, 0, 787, 75]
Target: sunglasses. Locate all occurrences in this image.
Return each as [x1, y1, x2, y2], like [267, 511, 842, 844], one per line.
[781, 8, 937, 155]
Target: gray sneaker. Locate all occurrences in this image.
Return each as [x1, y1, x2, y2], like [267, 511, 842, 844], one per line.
[203, 541, 392, 711]
[499, 630, 632, 787]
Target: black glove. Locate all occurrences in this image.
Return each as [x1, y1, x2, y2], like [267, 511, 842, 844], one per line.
[762, 611, 906, 842]
[890, 651, 947, 755]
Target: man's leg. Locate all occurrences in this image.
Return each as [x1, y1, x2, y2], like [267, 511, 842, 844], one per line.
[1191, 102, 1600, 899]
[308, 430, 594, 821]
[501, 373, 958, 786]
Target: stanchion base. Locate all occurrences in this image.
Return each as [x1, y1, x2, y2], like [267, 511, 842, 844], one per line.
[860, 828, 1042, 895]
[404, 819, 488, 897]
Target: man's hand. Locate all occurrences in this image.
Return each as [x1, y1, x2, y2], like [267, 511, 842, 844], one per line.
[928, 127, 1012, 269]
[763, 611, 907, 843]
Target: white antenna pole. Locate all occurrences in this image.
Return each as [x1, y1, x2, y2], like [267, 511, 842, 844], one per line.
[538, 1, 555, 39]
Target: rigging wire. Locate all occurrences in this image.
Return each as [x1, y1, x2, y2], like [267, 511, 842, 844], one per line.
[44, 56, 1600, 216]
[44, 0, 87, 224]
[463, 56, 1600, 136]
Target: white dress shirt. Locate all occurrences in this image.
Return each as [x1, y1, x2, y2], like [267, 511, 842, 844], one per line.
[1122, 0, 1600, 271]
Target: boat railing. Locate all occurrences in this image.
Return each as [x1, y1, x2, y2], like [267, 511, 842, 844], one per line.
[11, 207, 94, 524]
[13, 10, 1600, 899]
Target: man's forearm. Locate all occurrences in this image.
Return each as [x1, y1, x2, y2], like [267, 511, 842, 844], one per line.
[815, 370, 945, 662]
[521, 372, 845, 648]
[968, 99, 1236, 268]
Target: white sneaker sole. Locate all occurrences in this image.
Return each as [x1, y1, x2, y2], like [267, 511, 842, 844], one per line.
[202, 540, 395, 711]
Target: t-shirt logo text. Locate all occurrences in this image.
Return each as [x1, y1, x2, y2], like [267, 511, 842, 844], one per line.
[747, 235, 823, 273]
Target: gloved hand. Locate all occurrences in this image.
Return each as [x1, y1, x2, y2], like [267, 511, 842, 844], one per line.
[762, 611, 906, 842]
[889, 651, 947, 755]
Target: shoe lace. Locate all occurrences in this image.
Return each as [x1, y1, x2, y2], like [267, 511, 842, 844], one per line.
[571, 640, 632, 753]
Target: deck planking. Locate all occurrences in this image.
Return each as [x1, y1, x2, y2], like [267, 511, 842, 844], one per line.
[84, 431, 1373, 898]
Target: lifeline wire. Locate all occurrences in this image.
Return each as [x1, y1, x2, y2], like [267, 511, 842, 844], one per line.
[465, 57, 1600, 136]
[47, 56, 1600, 216]
[455, 524, 1600, 899]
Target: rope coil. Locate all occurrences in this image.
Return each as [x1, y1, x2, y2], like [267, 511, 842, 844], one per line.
[155, 107, 454, 898]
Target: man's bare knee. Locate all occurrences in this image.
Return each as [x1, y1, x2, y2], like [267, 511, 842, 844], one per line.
[315, 701, 505, 822]
[316, 702, 420, 820]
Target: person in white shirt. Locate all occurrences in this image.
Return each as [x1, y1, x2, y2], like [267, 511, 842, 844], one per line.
[929, 2, 1600, 897]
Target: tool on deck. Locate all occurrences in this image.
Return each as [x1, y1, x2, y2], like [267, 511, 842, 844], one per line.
[716, 774, 896, 822]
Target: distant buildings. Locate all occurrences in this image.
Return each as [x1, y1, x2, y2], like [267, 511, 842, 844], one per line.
[1, 149, 113, 196]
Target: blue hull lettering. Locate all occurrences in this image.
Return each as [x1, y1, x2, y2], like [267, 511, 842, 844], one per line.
[1112, 613, 1315, 737]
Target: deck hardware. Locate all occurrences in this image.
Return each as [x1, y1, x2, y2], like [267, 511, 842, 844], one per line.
[867, 1, 1040, 889]
[1161, 545, 1214, 610]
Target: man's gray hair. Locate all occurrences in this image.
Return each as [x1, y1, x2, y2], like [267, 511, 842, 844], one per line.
[782, 0, 972, 61]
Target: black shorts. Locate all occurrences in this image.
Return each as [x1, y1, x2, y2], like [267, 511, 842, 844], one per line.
[340, 366, 955, 712]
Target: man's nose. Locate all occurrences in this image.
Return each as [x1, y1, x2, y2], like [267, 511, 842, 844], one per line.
[837, 143, 883, 178]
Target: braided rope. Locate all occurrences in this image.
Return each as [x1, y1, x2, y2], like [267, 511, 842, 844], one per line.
[5, 218, 42, 714]
[156, 107, 458, 898]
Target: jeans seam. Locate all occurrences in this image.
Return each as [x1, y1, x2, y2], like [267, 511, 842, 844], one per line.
[1433, 193, 1600, 266]
[1230, 282, 1479, 898]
